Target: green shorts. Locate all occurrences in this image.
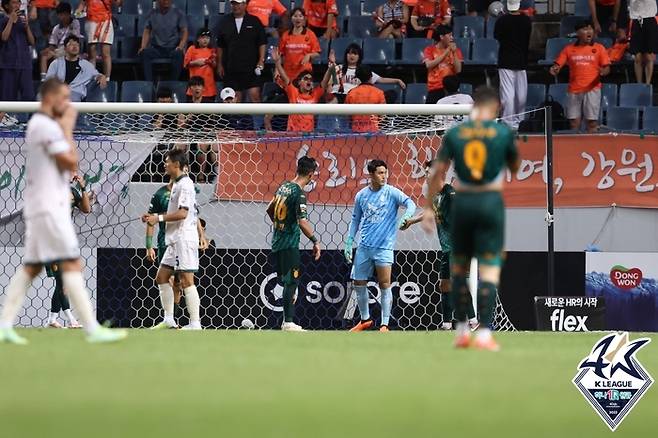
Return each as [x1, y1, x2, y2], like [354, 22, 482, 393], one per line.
[438, 251, 450, 280]
[451, 191, 505, 267]
[273, 248, 301, 287]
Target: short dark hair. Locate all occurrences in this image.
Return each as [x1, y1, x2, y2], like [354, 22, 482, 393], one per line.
[432, 25, 452, 42]
[56, 2, 72, 14]
[367, 159, 387, 173]
[296, 156, 318, 177]
[156, 87, 173, 100]
[40, 77, 67, 98]
[165, 149, 189, 170]
[354, 65, 372, 84]
[442, 75, 460, 95]
[64, 34, 80, 46]
[1, 0, 11, 12]
[575, 19, 593, 31]
[472, 86, 500, 107]
[293, 69, 314, 88]
[188, 76, 205, 87]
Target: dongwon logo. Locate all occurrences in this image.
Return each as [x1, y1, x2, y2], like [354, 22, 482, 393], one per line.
[573, 332, 653, 431]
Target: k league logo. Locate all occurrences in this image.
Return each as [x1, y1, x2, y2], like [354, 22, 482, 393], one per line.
[573, 332, 653, 431]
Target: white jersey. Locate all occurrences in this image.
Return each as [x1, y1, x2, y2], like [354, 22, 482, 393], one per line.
[165, 174, 198, 246]
[433, 93, 474, 130]
[629, 0, 657, 19]
[24, 113, 72, 219]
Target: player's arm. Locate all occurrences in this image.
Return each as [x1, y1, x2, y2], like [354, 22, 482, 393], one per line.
[506, 132, 521, 174]
[197, 220, 209, 251]
[396, 188, 417, 230]
[344, 195, 362, 263]
[53, 106, 79, 172]
[145, 194, 159, 262]
[271, 48, 290, 85]
[76, 179, 92, 213]
[297, 193, 320, 260]
[428, 159, 450, 201]
[319, 58, 336, 91]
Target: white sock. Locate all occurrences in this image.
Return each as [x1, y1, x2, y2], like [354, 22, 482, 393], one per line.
[158, 282, 175, 322]
[49, 312, 59, 324]
[63, 309, 78, 324]
[61, 271, 99, 335]
[469, 317, 479, 325]
[0, 268, 32, 329]
[476, 328, 492, 342]
[183, 285, 200, 324]
[456, 321, 470, 336]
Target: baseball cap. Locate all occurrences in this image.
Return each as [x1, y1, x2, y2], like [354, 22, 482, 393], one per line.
[230, 0, 247, 3]
[220, 87, 236, 101]
[507, 0, 521, 11]
[197, 28, 211, 38]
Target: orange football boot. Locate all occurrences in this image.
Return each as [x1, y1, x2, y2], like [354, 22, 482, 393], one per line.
[350, 320, 374, 332]
[472, 336, 501, 352]
[453, 332, 472, 349]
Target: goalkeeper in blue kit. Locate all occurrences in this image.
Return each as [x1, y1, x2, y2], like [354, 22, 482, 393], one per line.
[345, 160, 416, 332]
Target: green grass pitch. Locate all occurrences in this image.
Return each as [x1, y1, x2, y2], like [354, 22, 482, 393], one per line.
[0, 330, 655, 437]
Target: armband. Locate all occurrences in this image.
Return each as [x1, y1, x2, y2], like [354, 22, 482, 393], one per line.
[310, 235, 319, 244]
[158, 214, 164, 222]
[145, 235, 153, 249]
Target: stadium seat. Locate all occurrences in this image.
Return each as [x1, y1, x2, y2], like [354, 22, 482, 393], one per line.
[619, 84, 653, 107]
[121, 81, 154, 102]
[405, 83, 427, 104]
[328, 38, 363, 62]
[265, 37, 279, 64]
[119, 0, 153, 15]
[606, 107, 640, 131]
[376, 83, 403, 103]
[642, 107, 658, 133]
[600, 83, 618, 116]
[559, 15, 587, 37]
[452, 16, 485, 39]
[400, 38, 432, 65]
[187, 0, 220, 16]
[547, 83, 568, 109]
[157, 81, 188, 103]
[363, 0, 380, 14]
[539, 38, 573, 65]
[574, 0, 590, 16]
[466, 38, 498, 65]
[114, 36, 141, 64]
[114, 14, 137, 37]
[186, 15, 206, 40]
[486, 16, 498, 39]
[362, 38, 395, 65]
[458, 83, 473, 95]
[173, 0, 187, 14]
[87, 81, 118, 102]
[595, 37, 612, 48]
[313, 38, 330, 64]
[336, 0, 361, 18]
[526, 83, 546, 110]
[455, 38, 470, 60]
[347, 16, 376, 38]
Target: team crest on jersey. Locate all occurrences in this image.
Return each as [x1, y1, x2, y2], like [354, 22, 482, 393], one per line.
[292, 269, 300, 279]
[572, 332, 653, 431]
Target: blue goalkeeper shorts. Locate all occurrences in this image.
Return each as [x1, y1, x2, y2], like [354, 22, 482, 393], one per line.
[350, 246, 394, 281]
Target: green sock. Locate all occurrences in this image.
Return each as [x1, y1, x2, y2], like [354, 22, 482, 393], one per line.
[282, 285, 296, 323]
[477, 281, 498, 328]
[451, 274, 470, 322]
[440, 293, 453, 323]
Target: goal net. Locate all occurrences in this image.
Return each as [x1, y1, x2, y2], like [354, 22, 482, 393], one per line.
[0, 102, 515, 331]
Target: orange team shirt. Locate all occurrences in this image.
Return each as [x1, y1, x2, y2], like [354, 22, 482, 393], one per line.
[247, 0, 287, 28]
[279, 30, 321, 82]
[345, 84, 386, 133]
[184, 46, 218, 97]
[555, 43, 610, 94]
[607, 42, 628, 63]
[87, 0, 112, 23]
[412, 0, 451, 24]
[33, 0, 57, 8]
[284, 84, 325, 132]
[423, 45, 463, 91]
[304, 0, 339, 30]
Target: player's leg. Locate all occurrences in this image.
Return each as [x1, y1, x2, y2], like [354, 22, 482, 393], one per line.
[88, 43, 98, 70]
[178, 241, 202, 330]
[438, 252, 453, 329]
[0, 263, 42, 344]
[644, 53, 655, 85]
[101, 43, 112, 78]
[374, 249, 394, 332]
[153, 253, 178, 329]
[276, 249, 304, 331]
[48, 268, 65, 328]
[58, 282, 81, 329]
[349, 247, 375, 331]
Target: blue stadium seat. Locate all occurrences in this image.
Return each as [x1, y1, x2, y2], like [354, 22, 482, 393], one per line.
[458, 83, 473, 95]
[265, 37, 279, 65]
[575, 0, 590, 16]
[336, 0, 361, 18]
[486, 16, 498, 39]
[86, 81, 118, 102]
[187, 0, 220, 16]
[187, 15, 206, 40]
[114, 14, 137, 37]
[526, 83, 546, 110]
[347, 16, 376, 38]
[363, 0, 380, 14]
[157, 81, 188, 103]
[362, 38, 395, 65]
[600, 83, 618, 116]
[455, 38, 470, 60]
[114, 36, 141, 63]
[452, 16, 485, 39]
[559, 15, 588, 37]
[606, 107, 640, 131]
[405, 83, 427, 104]
[173, 0, 187, 14]
[119, 0, 153, 15]
[376, 83, 403, 103]
[400, 38, 432, 65]
[121, 81, 154, 102]
[539, 38, 573, 65]
[642, 107, 658, 133]
[521, 0, 535, 9]
[548, 83, 568, 108]
[595, 37, 612, 48]
[328, 37, 363, 62]
[466, 38, 498, 65]
[313, 38, 330, 64]
[619, 84, 653, 107]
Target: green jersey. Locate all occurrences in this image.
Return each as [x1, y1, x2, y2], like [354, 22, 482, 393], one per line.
[439, 120, 518, 186]
[432, 183, 455, 252]
[271, 181, 308, 252]
[148, 185, 171, 250]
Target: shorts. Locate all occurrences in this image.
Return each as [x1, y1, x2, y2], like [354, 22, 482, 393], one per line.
[438, 251, 450, 280]
[451, 191, 505, 267]
[24, 212, 80, 265]
[161, 240, 199, 272]
[273, 248, 301, 286]
[223, 71, 262, 92]
[350, 246, 394, 281]
[566, 88, 601, 121]
[629, 17, 658, 55]
[86, 19, 114, 45]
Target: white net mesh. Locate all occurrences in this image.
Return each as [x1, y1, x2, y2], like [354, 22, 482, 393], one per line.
[0, 104, 515, 331]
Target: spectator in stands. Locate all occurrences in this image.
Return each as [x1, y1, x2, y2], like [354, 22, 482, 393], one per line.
[152, 86, 174, 130]
[303, 0, 338, 39]
[628, 0, 657, 84]
[434, 75, 473, 130]
[589, 0, 626, 39]
[330, 43, 406, 103]
[607, 27, 629, 63]
[216, 0, 267, 103]
[423, 25, 463, 104]
[45, 34, 108, 101]
[550, 20, 610, 133]
[278, 7, 320, 83]
[494, 0, 531, 129]
[39, 2, 81, 80]
[374, 0, 409, 39]
[345, 65, 386, 132]
[409, 0, 450, 39]
[271, 46, 334, 132]
[180, 76, 215, 182]
[76, 0, 122, 78]
[184, 28, 217, 101]
[220, 86, 255, 130]
[139, 0, 188, 82]
[247, 0, 288, 37]
[34, 0, 57, 37]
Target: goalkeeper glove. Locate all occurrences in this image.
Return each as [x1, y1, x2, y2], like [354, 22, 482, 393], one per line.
[398, 212, 413, 230]
[344, 237, 353, 264]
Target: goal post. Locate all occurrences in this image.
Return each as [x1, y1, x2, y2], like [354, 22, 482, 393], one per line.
[0, 101, 517, 331]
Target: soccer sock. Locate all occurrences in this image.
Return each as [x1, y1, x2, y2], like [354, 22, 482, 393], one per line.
[49, 312, 59, 324]
[61, 271, 99, 335]
[157, 282, 175, 321]
[466, 294, 476, 320]
[380, 287, 392, 326]
[183, 285, 201, 324]
[282, 284, 296, 323]
[354, 285, 370, 321]
[451, 274, 470, 323]
[440, 293, 453, 323]
[63, 309, 78, 324]
[0, 268, 32, 329]
[477, 281, 498, 329]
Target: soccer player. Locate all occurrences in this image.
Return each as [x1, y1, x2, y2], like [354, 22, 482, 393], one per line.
[345, 160, 416, 332]
[142, 150, 202, 330]
[427, 86, 520, 351]
[0, 78, 127, 344]
[266, 156, 321, 332]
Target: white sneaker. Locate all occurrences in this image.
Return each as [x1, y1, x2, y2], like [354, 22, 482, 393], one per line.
[441, 322, 453, 330]
[281, 322, 306, 332]
[181, 322, 202, 330]
[469, 318, 480, 331]
[151, 320, 179, 330]
[47, 321, 65, 329]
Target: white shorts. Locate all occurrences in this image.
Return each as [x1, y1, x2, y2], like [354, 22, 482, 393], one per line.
[24, 212, 79, 265]
[86, 19, 114, 45]
[566, 88, 601, 121]
[161, 241, 199, 272]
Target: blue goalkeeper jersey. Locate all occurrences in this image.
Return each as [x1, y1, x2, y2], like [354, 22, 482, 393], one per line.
[348, 184, 416, 251]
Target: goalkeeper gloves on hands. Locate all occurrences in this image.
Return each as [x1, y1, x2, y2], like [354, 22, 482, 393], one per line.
[344, 237, 353, 264]
[398, 212, 413, 230]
